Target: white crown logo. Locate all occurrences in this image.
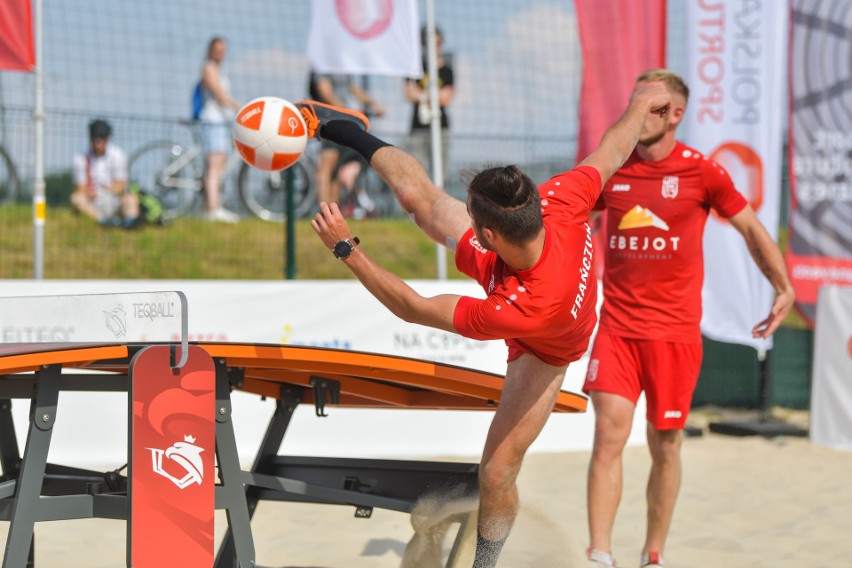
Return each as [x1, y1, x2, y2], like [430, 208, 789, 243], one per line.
[148, 435, 205, 489]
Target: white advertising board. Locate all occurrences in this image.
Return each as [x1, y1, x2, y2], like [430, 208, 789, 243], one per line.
[0, 280, 648, 466]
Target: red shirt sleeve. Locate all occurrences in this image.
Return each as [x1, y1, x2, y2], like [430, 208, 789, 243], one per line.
[702, 159, 748, 218]
[453, 296, 492, 340]
[453, 290, 542, 341]
[538, 166, 602, 220]
[454, 228, 494, 286]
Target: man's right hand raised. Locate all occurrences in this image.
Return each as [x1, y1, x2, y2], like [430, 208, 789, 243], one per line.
[578, 80, 673, 187]
[631, 80, 672, 118]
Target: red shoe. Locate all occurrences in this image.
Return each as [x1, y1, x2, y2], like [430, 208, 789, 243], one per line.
[641, 551, 664, 567]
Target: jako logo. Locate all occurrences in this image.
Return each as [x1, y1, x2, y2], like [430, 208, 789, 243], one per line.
[664, 410, 682, 419]
[586, 359, 599, 382]
[709, 142, 763, 222]
[335, 0, 393, 39]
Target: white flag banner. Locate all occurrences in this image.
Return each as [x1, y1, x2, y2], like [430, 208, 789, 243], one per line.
[307, 0, 421, 77]
[681, 1, 788, 350]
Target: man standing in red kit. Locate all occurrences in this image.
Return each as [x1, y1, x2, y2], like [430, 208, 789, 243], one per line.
[584, 69, 795, 568]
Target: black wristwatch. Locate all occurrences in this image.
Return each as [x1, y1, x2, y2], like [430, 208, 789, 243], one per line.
[332, 236, 360, 259]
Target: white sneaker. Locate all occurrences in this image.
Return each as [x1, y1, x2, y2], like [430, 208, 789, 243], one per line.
[587, 547, 616, 567]
[204, 207, 239, 223]
[641, 552, 664, 567]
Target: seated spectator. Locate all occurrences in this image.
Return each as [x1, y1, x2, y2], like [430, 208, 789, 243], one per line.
[71, 119, 139, 227]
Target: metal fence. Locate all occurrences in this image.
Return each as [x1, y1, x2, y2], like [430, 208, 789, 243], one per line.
[0, 0, 599, 278]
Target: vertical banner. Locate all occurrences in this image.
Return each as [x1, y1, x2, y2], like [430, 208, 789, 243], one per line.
[681, 0, 787, 349]
[129, 346, 215, 568]
[574, 0, 667, 163]
[575, 0, 666, 272]
[0, 0, 35, 71]
[308, 0, 420, 77]
[810, 286, 852, 450]
[787, 1, 852, 325]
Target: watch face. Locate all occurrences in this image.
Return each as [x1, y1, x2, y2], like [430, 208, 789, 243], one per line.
[334, 240, 352, 258]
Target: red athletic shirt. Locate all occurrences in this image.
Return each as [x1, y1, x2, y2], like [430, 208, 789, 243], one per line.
[453, 166, 601, 367]
[595, 142, 748, 343]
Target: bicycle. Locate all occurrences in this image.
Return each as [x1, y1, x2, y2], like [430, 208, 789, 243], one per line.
[128, 120, 315, 223]
[0, 144, 19, 203]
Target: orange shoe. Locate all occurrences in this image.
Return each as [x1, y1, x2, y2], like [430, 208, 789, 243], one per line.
[294, 100, 370, 140]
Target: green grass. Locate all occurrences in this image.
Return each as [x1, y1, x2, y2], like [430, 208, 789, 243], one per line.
[0, 204, 465, 280]
[0, 204, 810, 329]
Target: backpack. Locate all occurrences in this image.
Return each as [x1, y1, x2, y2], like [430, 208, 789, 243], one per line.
[130, 183, 167, 225]
[191, 80, 204, 121]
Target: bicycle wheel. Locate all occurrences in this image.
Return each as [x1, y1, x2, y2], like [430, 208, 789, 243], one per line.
[129, 141, 201, 220]
[0, 145, 19, 203]
[237, 159, 315, 222]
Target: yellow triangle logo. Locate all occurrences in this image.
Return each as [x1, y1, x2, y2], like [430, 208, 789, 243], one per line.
[618, 205, 670, 231]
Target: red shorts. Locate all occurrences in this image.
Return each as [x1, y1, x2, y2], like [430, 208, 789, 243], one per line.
[583, 332, 702, 429]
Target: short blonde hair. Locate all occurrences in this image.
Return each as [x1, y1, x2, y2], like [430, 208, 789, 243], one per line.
[636, 69, 689, 103]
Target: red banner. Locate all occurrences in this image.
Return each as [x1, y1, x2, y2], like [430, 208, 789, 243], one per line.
[574, 0, 666, 273]
[0, 0, 35, 72]
[788, 1, 852, 325]
[786, 255, 852, 307]
[574, 0, 667, 163]
[130, 346, 216, 568]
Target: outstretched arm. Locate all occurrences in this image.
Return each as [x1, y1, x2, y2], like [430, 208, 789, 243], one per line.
[312, 202, 461, 331]
[579, 81, 671, 186]
[728, 205, 796, 338]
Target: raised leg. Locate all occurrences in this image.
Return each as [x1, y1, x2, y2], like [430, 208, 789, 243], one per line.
[368, 146, 470, 250]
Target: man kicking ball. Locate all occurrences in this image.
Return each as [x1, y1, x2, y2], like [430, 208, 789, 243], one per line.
[297, 83, 671, 567]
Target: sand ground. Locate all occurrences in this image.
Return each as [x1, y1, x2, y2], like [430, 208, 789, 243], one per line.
[2, 409, 850, 567]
